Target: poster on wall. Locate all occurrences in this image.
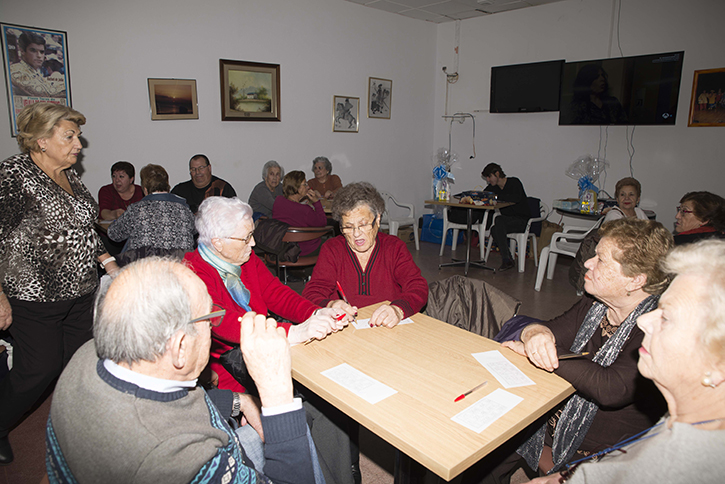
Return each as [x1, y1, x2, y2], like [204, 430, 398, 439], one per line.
[1, 23, 72, 137]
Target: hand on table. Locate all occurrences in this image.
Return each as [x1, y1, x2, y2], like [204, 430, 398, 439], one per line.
[327, 299, 358, 319]
[0, 293, 12, 330]
[324, 190, 334, 200]
[369, 304, 403, 328]
[520, 324, 559, 372]
[288, 307, 349, 344]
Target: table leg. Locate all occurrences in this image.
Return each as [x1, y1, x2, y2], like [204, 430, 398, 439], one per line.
[438, 208, 495, 274]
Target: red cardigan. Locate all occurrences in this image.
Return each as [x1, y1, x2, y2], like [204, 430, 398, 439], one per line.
[184, 249, 319, 392]
[272, 196, 327, 256]
[301, 232, 428, 318]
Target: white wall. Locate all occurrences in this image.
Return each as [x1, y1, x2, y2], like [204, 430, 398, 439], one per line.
[434, 0, 725, 228]
[1, 0, 437, 210]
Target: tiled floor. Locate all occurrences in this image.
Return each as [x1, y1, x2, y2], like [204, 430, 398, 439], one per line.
[1, 238, 581, 484]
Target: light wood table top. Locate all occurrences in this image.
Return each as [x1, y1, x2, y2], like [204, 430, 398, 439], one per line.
[291, 302, 574, 481]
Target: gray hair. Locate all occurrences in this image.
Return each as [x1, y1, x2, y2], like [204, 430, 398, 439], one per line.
[196, 196, 253, 246]
[262, 160, 284, 180]
[312, 156, 332, 174]
[662, 239, 725, 362]
[331, 182, 386, 222]
[93, 258, 209, 366]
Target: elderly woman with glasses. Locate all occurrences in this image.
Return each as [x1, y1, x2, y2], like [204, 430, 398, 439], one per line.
[272, 170, 327, 256]
[302, 182, 428, 328]
[526, 239, 725, 484]
[673, 191, 725, 246]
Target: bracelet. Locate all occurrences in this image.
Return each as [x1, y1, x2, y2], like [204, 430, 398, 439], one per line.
[231, 393, 241, 417]
[99, 256, 116, 269]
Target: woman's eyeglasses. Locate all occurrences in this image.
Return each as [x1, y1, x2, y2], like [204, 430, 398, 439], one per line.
[676, 206, 694, 215]
[189, 304, 225, 328]
[226, 231, 255, 244]
[341, 221, 375, 234]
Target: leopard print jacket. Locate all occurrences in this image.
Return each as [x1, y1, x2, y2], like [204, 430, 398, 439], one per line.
[0, 153, 104, 302]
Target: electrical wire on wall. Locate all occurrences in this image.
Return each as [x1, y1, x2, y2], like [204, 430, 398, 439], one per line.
[443, 20, 461, 116]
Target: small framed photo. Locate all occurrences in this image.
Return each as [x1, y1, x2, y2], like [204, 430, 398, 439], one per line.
[220, 59, 280, 121]
[1, 23, 72, 136]
[147, 78, 198, 120]
[333, 95, 359, 132]
[688, 68, 725, 127]
[368, 77, 391, 119]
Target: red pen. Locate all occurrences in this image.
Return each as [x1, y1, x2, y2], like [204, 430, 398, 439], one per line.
[304, 313, 346, 345]
[454, 381, 488, 402]
[336, 281, 358, 323]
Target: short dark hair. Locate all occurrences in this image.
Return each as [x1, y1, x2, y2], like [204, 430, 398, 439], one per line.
[111, 161, 135, 180]
[482, 163, 505, 178]
[680, 191, 725, 231]
[282, 171, 307, 198]
[140, 164, 170, 193]
[189, 154, 209, 166]
[18, 32, 45, 52]
[331, 182, 386, 223]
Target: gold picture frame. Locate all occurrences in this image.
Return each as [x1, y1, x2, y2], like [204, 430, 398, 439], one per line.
[688, 68, 725, 127]
[147, 78, 198, 120]
[220, 59, 280, 121]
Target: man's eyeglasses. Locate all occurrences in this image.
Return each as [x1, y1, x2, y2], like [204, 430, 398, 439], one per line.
[676, 206, 694, 215]
[189, 165, 209, 174]
[189, 305, 225, 328]
[226, 231, 255, 244]
[341, 221, 375, 234]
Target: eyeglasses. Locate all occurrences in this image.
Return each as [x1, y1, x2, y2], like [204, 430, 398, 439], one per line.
[226, 230, 255, 244]
[189, 304, 225, 328]
[676, 206, 694, 215]
[341, 221, 375, 234]
[189, 165, 209, 174]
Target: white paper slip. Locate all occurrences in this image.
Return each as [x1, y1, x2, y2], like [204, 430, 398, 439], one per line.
[472, 350, 536, 388]
[352, 317, 413, 330]
[321, 363, 397, 404]
[451, 388, 524, 433]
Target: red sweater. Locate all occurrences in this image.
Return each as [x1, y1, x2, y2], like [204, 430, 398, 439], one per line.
[302, 232, 428, 318]
[184, 249, 319, 392]
[272, 196, 327, 255]
[97, 184, 143, 216]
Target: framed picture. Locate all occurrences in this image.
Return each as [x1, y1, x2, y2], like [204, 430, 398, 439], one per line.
[220, 59, 280, 121]
[333, 95, 359, 132]
[1, 23, 72, 136]
[147, 78, 198, 120]
[368, 77, 391, 119]
[688, 68, 725, 127]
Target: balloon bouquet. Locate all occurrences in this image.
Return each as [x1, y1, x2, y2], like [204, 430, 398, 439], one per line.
[565, 155, 609, 214]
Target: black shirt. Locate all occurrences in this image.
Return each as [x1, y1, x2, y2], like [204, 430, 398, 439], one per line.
[171, 175, 236, 213]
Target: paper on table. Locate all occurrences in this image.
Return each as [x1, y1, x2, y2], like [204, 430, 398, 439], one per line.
[473, 350, 536, 388]
[321, 363, 397, 404]
[451, 388, 523, 433]
[352, 317, 414, 330]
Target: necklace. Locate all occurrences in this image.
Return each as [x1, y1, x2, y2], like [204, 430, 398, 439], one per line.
[600, 312, 617, 338]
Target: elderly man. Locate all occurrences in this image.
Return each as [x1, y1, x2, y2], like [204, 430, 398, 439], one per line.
[248, 160, 284, 219]
[46, 258, 318, 484]
[171, 154, 236, 213]
[10, 31, 66, 98]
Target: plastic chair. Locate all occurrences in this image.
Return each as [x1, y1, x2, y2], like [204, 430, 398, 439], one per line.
[439, 208, 488, 259]
[534, 218, 603, 291]
[264, 226, 332, 284]
[485, 199, 548, 272]
[379, 192, 420, 250]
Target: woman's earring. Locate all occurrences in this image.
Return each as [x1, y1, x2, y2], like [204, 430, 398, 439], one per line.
[41, 147, 46, 152]
[702, 372, 717, 388]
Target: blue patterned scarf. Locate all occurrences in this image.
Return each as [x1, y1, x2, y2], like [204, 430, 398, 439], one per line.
[198, 243, 251, 312]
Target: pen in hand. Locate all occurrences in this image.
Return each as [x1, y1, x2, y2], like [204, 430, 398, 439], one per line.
[558, 352, 590, 360]
[304, 313, 347, 345]
[336, 281, 357, 323]
[454, 381, 488, 402]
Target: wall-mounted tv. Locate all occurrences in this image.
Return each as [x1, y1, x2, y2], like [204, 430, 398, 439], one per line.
[558, 51, 685, 126]
[490, 60, 564, 113]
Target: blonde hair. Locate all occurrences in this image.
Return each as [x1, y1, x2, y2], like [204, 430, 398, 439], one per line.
[16, 103, 86, 154]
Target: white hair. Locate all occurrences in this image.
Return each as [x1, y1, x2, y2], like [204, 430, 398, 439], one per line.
[662, 239, 725, 361]
[93, 258, 209, 366]
[195, 197, 253, 246]
[262, 160, 284, 180]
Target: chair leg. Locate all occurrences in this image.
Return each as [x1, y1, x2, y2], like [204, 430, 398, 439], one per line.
[535, 247, 550, 291]
[451, 229, 459, 251]
[484, 235, 493, 262]
[547, 252, 559, 279]
[531, 235, 538, 267]
[413, 221, 419, 251]
[439, 223, 447, 256]
[390, 222, 399, 237]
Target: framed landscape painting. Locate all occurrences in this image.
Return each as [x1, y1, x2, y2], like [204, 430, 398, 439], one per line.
[147, 78, 198, 120]
[333, 95, 359, 132]
[220, 59, 280, 121]
[368, 77, 391, 119]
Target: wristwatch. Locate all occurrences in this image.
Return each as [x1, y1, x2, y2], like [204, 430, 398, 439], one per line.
[231, 393, 241, 417]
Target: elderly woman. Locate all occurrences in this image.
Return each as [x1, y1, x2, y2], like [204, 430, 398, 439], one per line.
[528, 239, 725, 483]
[308, 156, 342, 200]
[97, 161, 143, 221]
[673, 191, 725, 245]
[303, 182, 428, 328]
[248, 160, 284, 219]
[485, 219, 673, 482]
[603, 177, 648, 222]
[272, 170, 327, 256]
[0, 103, 118, 464]
[107, 164, 195, 266]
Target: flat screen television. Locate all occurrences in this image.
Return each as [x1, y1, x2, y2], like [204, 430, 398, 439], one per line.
[490, 60, 564, 113]
[558, 51, 685, 125]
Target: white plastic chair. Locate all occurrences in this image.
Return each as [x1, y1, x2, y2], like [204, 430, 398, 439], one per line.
[439, 208, 488, 259]
[379, 192, 419, 250]
[484, 199, 548, 272]
[534, 218, 604, 291]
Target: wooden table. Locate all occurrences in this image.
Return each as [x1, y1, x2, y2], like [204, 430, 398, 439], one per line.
[291, 302, 574, 481]
[425, 200, 512, 275]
